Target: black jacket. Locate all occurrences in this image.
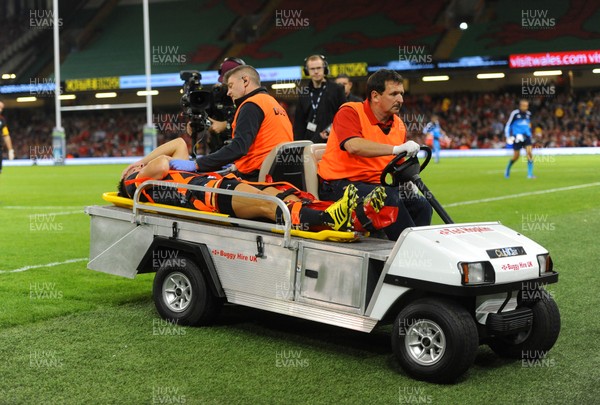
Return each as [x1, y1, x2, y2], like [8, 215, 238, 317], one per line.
[347, 93, 363, 103]
[293, 80, 346, 143]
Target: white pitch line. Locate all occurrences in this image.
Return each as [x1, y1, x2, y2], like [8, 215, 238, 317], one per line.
[0, 258, 88, 274]
[28, 210, 84, 217]
[3, 206, 83, 210]
[445, 182, 600, 207]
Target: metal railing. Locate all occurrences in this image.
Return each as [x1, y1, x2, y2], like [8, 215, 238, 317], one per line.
[132, 180, 294, 248]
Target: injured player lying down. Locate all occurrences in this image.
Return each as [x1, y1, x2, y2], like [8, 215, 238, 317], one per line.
[118, 138, 396, 233]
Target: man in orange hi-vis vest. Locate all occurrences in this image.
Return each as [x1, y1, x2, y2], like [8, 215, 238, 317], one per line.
[318, 69, 432, 241]
[171, 65, 293, 182]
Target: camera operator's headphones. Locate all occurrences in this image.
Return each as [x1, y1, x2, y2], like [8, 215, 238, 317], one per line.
[218, 57, 246, 76]
[303, 54, 329, 76]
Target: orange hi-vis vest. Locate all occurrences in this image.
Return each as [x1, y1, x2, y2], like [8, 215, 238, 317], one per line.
[318, 102, 406, 183]
[231, 92, 293, 174]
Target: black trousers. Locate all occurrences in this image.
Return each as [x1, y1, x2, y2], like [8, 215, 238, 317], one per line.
[319, 180, 432, 241]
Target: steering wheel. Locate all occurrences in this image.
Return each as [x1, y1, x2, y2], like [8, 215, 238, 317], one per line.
[380, 145, 432, 187]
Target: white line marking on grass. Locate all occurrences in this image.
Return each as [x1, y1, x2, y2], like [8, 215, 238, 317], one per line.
[0, 258, 88, 274]
[3, 206, 83, 210]
[42, 210, 83, 216]
[445, 182, 600, 207]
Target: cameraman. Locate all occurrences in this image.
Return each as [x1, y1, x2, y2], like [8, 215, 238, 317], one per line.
[203, 57, 246, 144]
[173, 65, 293, 181]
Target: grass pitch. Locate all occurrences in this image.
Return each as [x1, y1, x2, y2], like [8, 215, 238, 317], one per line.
[0, 154, 599, 404]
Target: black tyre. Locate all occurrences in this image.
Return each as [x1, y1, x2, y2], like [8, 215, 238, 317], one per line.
[391, 297, 478, 383]
[488, 295, 560, 359]
[152, 255, 222, 326]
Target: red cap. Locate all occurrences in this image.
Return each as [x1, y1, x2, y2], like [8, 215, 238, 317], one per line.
[218, 59, 244, 83]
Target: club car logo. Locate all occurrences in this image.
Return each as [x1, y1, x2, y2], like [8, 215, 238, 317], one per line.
[486, 246, 526, 259]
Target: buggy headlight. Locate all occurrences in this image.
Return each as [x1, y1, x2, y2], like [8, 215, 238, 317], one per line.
[537, 254, 553, 276]
[458, 261, 495, 285]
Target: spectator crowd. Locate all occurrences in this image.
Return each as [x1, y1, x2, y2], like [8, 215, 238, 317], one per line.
[3, 90, 599, 160]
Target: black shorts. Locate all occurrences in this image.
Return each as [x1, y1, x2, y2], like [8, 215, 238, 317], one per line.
[513, 136, 532, 150]
[125, 173, 241, 216]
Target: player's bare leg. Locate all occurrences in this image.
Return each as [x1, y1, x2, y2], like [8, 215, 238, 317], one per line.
[525, 145, 535, 179]
[505, 147, 520, 178]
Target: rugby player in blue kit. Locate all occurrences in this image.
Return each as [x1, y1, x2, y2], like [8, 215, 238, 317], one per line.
[505, 99, 535, 179]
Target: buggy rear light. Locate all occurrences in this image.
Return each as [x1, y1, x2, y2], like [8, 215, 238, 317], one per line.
[537, 254, 553, 276]
[458, 261, 495, 285]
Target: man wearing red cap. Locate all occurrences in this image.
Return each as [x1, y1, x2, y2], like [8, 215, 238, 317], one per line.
[204, 57, 246, 141]
[174, 65, 293, 181]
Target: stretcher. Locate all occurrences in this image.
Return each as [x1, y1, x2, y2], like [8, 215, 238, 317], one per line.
[101, 182, 360, 243]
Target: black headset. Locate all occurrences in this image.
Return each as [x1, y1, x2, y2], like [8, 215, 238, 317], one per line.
[303, 54, 329, 76]
[218, 57, 246, 75]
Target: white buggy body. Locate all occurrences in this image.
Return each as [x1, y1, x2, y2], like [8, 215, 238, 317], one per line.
[86, 143, 559, 382]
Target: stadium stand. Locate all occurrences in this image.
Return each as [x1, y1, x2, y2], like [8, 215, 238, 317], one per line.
[450, 0, 600, 57]
[60, 0, 240, 78]
[233, 1, 446, 67]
